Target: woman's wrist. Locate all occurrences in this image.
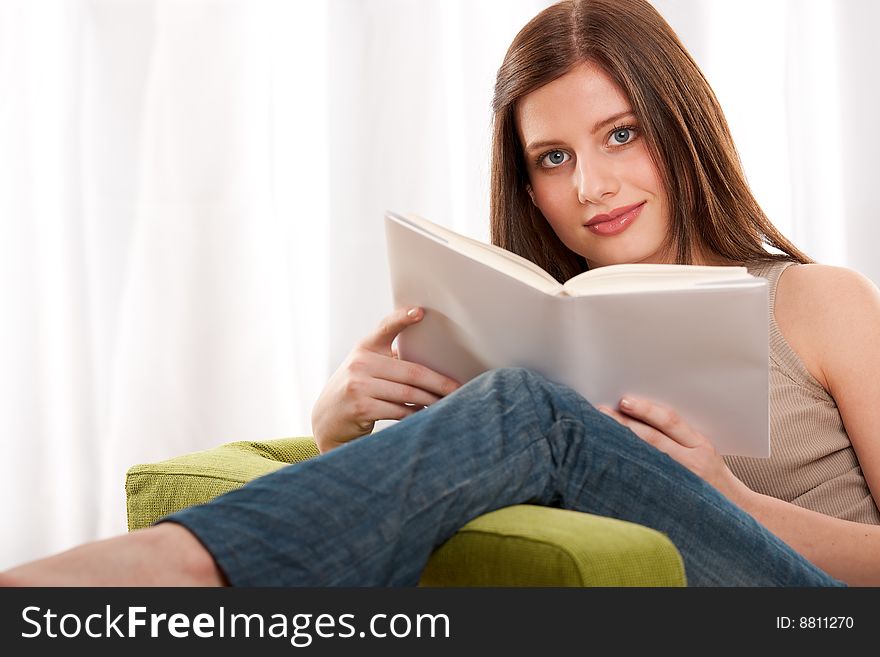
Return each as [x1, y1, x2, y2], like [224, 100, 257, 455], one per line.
[720, 471, 759, 511]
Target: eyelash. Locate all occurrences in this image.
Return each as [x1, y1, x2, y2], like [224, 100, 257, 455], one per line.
[534, 151, 563, 168]
[608, 123, 639, 147]
[533, 124, 640, 168]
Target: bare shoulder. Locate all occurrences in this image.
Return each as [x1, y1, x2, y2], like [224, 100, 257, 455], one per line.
[778, 262, 879, 300]
[775, 263, 880, 391]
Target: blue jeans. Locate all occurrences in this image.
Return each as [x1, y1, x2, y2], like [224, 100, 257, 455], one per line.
[167, 368, 843, 586]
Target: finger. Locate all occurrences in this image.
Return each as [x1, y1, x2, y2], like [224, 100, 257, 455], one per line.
[598, 404, 653, 438]
[596, 405, 628, 425]
[351, 349, 461, 398]
[368, 377, 444, 408]
[617, 397, 703, 448]
[361, 307, 424, 354]
[598, 404, 690, 459]
[382, 356, 462, 398]
[357, 399, 424, 427]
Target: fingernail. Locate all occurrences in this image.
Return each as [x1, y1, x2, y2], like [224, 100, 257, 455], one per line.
[407, 308, 419, 318]
[619, 397, 634, 410]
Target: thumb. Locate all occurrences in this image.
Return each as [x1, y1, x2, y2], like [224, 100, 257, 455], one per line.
[362, 306, 423, 353]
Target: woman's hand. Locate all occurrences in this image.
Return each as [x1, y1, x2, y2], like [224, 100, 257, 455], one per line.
[597, 397, 751, 504]
[311, 307, 462, 454]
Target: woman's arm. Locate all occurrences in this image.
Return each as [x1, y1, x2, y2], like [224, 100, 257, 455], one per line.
[755, 263, 880, 585]
[774, 263, 880, 508]
[599, 262, 880, 585]
[728, 484, 880, 585]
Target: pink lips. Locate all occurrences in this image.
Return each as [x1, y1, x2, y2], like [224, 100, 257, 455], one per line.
[585, 201, 645, 236]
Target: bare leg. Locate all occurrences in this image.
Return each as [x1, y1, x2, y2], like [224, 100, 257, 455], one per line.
[0, 523, 226, 587]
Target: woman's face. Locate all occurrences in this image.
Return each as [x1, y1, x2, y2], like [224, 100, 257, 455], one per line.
[516, 61, 671, 269]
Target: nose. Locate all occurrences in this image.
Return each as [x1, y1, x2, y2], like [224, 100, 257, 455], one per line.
[575, 153, 618, 205]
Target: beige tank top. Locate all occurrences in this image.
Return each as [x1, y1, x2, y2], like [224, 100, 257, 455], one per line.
[722, 260, 880, 525]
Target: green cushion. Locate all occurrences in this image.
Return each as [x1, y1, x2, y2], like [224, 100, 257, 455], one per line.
[125, 437, 686, 587]
[126, 438, 321, 530]
[421, 505, 686, 587]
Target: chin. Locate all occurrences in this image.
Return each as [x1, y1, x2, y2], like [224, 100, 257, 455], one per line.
[587, 247, 665, 268]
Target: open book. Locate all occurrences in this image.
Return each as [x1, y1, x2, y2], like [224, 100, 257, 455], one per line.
[385, 211, 770, 457]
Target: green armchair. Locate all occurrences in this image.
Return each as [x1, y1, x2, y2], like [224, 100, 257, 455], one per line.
[125, 437, 686, 586]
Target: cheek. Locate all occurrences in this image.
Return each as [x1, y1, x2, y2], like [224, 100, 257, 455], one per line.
[626, 146, 662, 192]
[628, 153, 669, 225]
[641, 164, 663, 198]
[531, 176, 574, 216]
[646, 170, 670, 228]
[640, 150, 666, 197]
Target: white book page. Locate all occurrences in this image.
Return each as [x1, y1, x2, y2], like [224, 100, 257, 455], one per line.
[388, 212, 563, 296]
[561, 263, 755, 295]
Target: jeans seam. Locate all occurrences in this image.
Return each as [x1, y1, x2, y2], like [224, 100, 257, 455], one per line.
[324, 433, 553, 586]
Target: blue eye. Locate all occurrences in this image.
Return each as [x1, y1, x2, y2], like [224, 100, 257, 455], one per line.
[539, 150, 570, 168]
[608, 127, 637, 146]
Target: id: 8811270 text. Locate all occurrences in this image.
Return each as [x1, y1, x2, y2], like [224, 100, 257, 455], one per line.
[776, 616, 853, 630]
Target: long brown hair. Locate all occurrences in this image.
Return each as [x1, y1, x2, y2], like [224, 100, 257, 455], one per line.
[490, 0, 812, 282]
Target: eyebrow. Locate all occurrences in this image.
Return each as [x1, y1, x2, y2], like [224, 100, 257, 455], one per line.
[524, 109, 636, 153]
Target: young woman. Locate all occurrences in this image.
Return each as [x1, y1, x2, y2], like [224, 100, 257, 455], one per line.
[3, 0, 879, 587]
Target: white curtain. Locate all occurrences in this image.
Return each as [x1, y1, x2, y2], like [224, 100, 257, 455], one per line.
[1, 0, 877, 568]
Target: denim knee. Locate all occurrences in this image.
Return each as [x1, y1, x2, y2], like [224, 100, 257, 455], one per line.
[470, 368, 587, 416]
[472, 366, 546, 386]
